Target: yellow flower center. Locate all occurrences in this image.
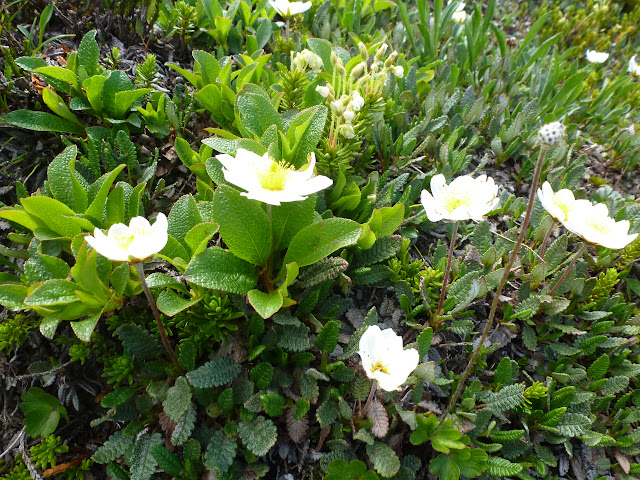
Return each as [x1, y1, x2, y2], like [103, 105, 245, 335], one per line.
[443, 191, 472, 212]
[113, 232, 136, 250]
[371, 361, 389, 374]
[586, 218, 610, 234]
[553, 197, 571, 219]
[257, 160, 293, 191]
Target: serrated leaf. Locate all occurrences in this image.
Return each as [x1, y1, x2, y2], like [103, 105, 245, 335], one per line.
[130, 432, 163, 480]
[115, 324, 163, 361]
[356, 235, 402, 267]
[250, 362, 274, 390]
[366, 442, 400, 478]
[171, 403, 197, 446]
[486, 383, 525, 413]
[417, 328, 433, 359]
[316, 320, 340, 353]
[275, 323, 310, 351]
[204, 430, 237, 476]
[184, 246, 258, 294]
[93, 431, 134, 464]
[367, 399, 389, 439]
[150, 445, 183, 477]
[487, 457, 523, 477]
[317, 399, 338, 428]
[101, 386, 136, 409]
[163, 376, 192, 422]
[556, 412, 591, 437]
[238, 416, 278, 456]
[494, 357, 514, 385]
[286, 408, 309, 443]
[260, 393, 286, 417]
[187, 358, 241, 388]
[587, 354, 610, 380]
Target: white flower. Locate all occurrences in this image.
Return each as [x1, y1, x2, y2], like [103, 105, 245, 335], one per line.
[421, 174, 499, 222]
[564, 202, 638, 249]
[537, 182, 576, 223]
[359, 325, 419, 392]
[628, 56, 640, 76]
[269, 0, 311, 17]
[316, 85, 330, 98]
[338, 124, 355, 138]
[293, 49, 323, 73]
[538, 121, 566, 147]
[452, 3, 466, 23]
[216, 149, 332, 206]
[86, 214, 168, 262]
[392, 65, 404, 78]
[343, 109, 355, 123]
[350, 91, 364, 111]
[585, 50, 609, 63]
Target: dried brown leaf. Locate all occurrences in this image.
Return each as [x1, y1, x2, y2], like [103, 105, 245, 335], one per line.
[615, 450, 630, 474]
[367, 399, 389, 438]
[286, 408, 309, 444]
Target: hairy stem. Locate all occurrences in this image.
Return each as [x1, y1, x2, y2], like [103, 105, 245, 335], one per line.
[549, 244, 586, 296]
[431, 220, 459, 323]
[134, 262, 180, 368]
[437, 146, 548, 428]
[363, 380, 378, 415]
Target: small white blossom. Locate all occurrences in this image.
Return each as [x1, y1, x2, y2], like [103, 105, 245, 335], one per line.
[269, 0, 311, 17]
[452, 3, 467, 23]
[563, 202, 638, 250]
[537, 182, 576, 223]
[538, 121, 566, 147]
[343, 109, 355, 123]
[316, 85, 330, 98]
[421, 174, 499, 222]
[339, 124, 355, 139]
[585, 50, 609, 63]
[216, 149, 332, 206]
[293, 49, 323, 73]
[350, 91, 365, 111]
[628, 56, 640, 76]
[392, 65, 404, 78]
[359, 325, 419, 392]
[86, 214, 168, 262]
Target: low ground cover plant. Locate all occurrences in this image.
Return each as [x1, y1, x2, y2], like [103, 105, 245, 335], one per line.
[0, 0, 639, 479]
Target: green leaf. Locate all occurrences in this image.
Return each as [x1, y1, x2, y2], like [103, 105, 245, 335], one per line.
[316, 320, 340, 353]
[271, 196, 315, 251]
[366, 442, 400, 478]
[0, 284, 28, 310]
[238, 416, 278, 456]
[115, 324, 163, 360]
[2, 110, 84, 134]
[326, 459, 379, 480]
[42, 87, 82, 125]
[25, 279, 79, 306]
[417, 328, 433, 359]
[487, 457, 523, 477]
[204, 430, 237, 476]
[77, 30, 100, 77]
[150, 445, 183, 477]
[163, 377, 192, 422]
[248, 289, 283, 319]
[130, 432, 163, 480]
[168, 194, 204, 249]
[93, 431, 134, 464]
[307, 38, 333, 74]
[494, 357, 514, 385]
[47, 145, 87, 213]
[185, 246, 258, 294]
[284, 218, 362, 268]
[587, 354, 610, 380]
[212, 186, 272, 266]
[544, 234, 568, 272]
[84, 165, 127, 225]
[367, 205, 405, 238]
[178, 340, 197, 371]
[171, 403, 197, 446]
[187, 357, 241, 388]
[20, 387, 67, 437]
[555, 412, 591, 437]
[24, 252, 71, 284]
[260, 393, 286, 417]
[21, 196, 81, 237]
[316, 399, 338, 428]
[236, 90, 283, 138]
[275, 323, 310, 351]
[286, 106, 327, 167]
[156, 289, 200, 316]
[71, 312, 101, 342]
[250, 362, 274, 390]
[101, 386, 136, 408]
[356, 235, 402, 266]
[184, 222, 219, 256]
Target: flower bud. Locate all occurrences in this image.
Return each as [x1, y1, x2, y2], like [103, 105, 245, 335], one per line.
[330, 51, 339, 65]
[385, 51, 398, 67]
[339, 124, 355, 139]
[316, 85, 331, 98]
[351, 91, 365, 111]
[538, 122, 566, 147]
[358, 42, 368, 61]
[392, 65, 404, 78]
[375, 44, 388, 60]
[343, 109, 355, 123]
[350, 62, 365, 78]
[330, 100, 344, 114]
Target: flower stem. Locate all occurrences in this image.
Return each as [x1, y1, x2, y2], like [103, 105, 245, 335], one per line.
[437, 145, 548, 429]
[363, 380, 377, 414]
[134, 262, 180, 368]
[431, 220, 458, 324]
[538, 221, 556, 259]
[548, 244, 586, 296]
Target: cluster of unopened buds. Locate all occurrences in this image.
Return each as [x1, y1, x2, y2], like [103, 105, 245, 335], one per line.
[292, 49, 323, 73]
[315, 42, 403, 140]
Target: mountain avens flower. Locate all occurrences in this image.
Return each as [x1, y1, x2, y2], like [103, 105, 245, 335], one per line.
[269, 0, 311, 17]
[420, 174, 499, 222]
[359, 325, 419, 391]
[585, 50, 609, 63]
[538, 121, 566, 147]
[628, 56, 640, 76]
[564, 202, 638, 249]
[537, 182, 576, 223]
[216, 149, 332, 205]
[86, 214, 168, 262]
[452, 3, 467, 23]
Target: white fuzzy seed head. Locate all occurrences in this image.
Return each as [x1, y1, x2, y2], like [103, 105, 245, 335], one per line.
[538, 122, 566, 147]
